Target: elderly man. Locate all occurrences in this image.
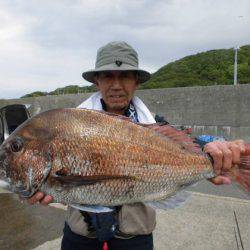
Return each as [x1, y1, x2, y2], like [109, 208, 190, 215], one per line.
[28, 42, 245, 250]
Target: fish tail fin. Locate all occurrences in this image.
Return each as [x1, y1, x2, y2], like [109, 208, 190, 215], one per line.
[229, 143, 250, 192]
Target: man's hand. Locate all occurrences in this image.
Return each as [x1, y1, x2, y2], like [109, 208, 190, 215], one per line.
[203, 140, 246, 185]
[27, 192, 53, 205]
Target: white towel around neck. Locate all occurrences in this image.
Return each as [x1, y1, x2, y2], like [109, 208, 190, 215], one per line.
[77, 91, 156, 124]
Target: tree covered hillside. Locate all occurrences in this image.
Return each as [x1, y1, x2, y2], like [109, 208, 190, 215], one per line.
[21, 85, 96, 98]
[141, 45, 250, 89]
[21, 45, 250, 98]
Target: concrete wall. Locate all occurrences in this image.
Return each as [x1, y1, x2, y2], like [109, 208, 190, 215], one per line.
[1, 84, 250, 141]
[135, 84, 250, 141]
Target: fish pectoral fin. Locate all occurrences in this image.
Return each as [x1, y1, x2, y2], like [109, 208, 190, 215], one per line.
[51, 173, 132, 187]
[146, 191, 191, 210]
[69, 204, 114, 213]
[51, 174, 98, 186]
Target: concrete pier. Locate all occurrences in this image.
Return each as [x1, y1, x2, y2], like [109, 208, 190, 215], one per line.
[1, 183, 249, 250]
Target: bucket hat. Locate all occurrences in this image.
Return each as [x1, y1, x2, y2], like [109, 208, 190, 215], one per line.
[82, 41, 150, 84]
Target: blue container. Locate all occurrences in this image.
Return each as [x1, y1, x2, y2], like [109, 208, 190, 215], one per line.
[195, 135, 225, 147]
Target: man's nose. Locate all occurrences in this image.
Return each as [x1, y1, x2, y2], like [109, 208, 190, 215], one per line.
[111, 76, 123, 89]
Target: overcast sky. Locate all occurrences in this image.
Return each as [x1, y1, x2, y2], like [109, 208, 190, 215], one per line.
[0, 0, 249, 99]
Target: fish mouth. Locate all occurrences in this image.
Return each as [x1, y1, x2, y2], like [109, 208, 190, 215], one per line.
[13, 168, 35, 198]
[0, 148, 26, 194]
[16, 161, 53, 198]
[0, 150, 53, 197]
[0, 145, 34, 197]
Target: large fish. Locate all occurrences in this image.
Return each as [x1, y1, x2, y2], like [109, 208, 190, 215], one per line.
[0, 108, 249, 211]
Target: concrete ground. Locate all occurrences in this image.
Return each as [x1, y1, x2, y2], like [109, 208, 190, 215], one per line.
[0, 182, 249, 250]
[154, 193, 250, 250]
[0, 190, 65, 250]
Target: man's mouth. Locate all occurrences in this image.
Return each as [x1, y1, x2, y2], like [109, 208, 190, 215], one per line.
[108, 95, 127, 103]
[109, 95, 125, 98]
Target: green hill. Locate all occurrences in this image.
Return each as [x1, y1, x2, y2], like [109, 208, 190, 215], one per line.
[21, 84, 96, 98]
[141, 45, 250, 89]
[21, 45, 250, 98]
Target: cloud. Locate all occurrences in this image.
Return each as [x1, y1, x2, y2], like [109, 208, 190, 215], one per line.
[0, 0, 250, 99]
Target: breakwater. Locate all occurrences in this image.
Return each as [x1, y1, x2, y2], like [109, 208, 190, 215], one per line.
[1, 84, 250, 141]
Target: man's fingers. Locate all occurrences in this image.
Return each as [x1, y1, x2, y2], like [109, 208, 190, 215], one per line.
[232, 140, 246, 153]
[204, 141, 235, 173]
[27, 192, 45, 205]
[205, 139, 246, 186]
[209, 176, 231, 185]
[204, 142, 223, 175]
[27, 192, 53, 205]
[208, 150, 223, 175]
[219, 142, 233, 171]
[40, 195, 53, 205]
[228, 143, 241, 164]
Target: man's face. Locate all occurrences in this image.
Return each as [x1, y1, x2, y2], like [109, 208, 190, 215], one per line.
[95, 71, 139, 114]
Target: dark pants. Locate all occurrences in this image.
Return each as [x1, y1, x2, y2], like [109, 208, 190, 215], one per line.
[61, 223, 153, 250]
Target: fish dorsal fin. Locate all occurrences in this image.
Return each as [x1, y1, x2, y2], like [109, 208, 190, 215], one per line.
[142, 123, 203, 154]
[100, 110, 202, 153]
[146, 191, 191, 210]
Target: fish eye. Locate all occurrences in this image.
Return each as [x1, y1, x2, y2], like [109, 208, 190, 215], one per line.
[10, 139, 23, 152]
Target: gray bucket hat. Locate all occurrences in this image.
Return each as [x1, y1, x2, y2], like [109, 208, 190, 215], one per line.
[82, 41, 151, 84]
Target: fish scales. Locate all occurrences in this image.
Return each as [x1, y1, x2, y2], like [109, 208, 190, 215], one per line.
[0, 108, 216, 206]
